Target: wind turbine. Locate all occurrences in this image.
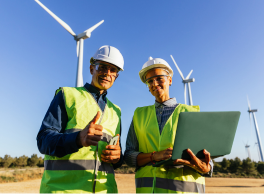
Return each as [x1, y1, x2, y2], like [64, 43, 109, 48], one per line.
[247, 96, 264, 161]
[170, 55, 195, 105]
[244, 142, 251, 159]
[35, 0, 104, 87]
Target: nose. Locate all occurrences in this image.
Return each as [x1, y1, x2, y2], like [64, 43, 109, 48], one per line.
[102, 68, 111, 75]
[152, 79, 159, 86]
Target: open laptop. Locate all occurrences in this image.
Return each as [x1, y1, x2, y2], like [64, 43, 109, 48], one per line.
[153, 111, 240, 167]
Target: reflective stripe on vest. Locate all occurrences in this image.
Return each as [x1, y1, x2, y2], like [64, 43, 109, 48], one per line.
[136, 177, 205, 193]
[133, 103, 205, 193]
[44, 160, 114, 173]
[40, 87, 121, 193]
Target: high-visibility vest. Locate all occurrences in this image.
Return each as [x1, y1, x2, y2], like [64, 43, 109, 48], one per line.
[40, 87, 121, 193]
[133, 103, 205, 193]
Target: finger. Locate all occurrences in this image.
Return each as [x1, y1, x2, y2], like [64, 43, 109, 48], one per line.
[166, 147, 173, 151]
[174, 159, 191, 165]
[203, 149, 211, 163]
[91, 111, 101, 124]
[165, 150, 173, 155]
[86, 139, 99, 146]
[102, 150, 121, 156]
[187, 149, 199, 163]
[93, 130, 103, 136]
[101, 154, 120, 160]
[87, 135, 101, 142]
[89, 124, 103, 132]
[106, 145, 121, 150]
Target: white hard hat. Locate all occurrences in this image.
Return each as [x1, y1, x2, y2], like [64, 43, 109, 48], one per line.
[90, 45, 124, 71]
[139, 57, 173, 83]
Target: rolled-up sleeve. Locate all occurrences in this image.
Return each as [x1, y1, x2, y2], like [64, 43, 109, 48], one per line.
[124, 120, 141, 167]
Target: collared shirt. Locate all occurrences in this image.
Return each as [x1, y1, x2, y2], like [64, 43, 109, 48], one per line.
[37, 83, 123, 169]
[124, 98, 213, 176]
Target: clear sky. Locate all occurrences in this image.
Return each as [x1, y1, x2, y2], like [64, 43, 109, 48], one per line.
[1, 0, 264, 162]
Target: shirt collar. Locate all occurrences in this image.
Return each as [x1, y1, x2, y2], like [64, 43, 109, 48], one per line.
[84, 83, 107, 101]
[155, 97, 177, 108]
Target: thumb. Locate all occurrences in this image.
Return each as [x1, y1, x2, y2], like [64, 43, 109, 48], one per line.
[204, 149, 210, 163]
[91, 111, 101, 124]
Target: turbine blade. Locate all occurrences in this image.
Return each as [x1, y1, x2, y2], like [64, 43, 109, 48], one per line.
[247, 95, 251, 110]
[186, 70, 193, 79]
[85, 20, 104, 33]
[170, 55, 184, 80]
[35, 0, 76, 36]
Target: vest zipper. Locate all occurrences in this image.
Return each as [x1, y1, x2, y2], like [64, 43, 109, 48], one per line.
[83, 87, 107, 193]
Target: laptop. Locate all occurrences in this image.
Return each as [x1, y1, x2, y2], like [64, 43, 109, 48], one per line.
[153, 111, 240, 167]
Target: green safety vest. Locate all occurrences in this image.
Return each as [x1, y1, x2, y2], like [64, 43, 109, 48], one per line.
[133, 103, 205, 193]
[40, 87, 121, 193]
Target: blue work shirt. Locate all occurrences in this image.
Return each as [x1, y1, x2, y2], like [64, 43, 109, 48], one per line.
[37, 83, 123, 169]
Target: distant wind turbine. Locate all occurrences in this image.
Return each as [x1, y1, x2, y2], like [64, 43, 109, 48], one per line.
[35, 0, 104, 87]
[244, 142, 251, 159]
[170, 55, 195, 105]
[247, 96, 264, 161]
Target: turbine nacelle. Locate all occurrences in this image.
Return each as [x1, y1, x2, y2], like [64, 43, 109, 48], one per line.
[248, 109, 258, 113]
[182, 78, 195, 83]
[75, 32, 92, 40]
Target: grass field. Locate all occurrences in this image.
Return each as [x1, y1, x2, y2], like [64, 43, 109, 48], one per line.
[0, 174, 264, 193]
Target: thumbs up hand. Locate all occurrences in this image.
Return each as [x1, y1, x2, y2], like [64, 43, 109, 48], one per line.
[77, 111, 103, 147]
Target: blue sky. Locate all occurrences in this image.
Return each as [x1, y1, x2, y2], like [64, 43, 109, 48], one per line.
[1, 0, 264, 162]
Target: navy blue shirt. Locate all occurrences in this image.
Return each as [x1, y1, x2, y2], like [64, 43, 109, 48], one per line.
[37, 83, 123, 169]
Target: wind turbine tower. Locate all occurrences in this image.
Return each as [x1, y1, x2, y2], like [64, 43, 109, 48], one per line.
[35, 0, 104, 87]
[170, 55, 195, 105]
[247, 97, 264, 162]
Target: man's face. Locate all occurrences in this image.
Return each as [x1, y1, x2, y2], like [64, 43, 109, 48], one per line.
[145, 68, 172, 99]
[90, 61, 119, 91]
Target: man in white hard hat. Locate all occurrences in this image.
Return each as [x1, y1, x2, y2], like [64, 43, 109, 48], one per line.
[37, 45, 124, 193]
[124, 57, 213, 193]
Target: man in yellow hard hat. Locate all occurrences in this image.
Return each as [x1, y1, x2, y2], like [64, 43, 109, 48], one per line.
[37, 45, 124, 193]
[124, 57, 213, 193]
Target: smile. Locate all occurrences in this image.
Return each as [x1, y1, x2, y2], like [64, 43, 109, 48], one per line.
[98, 77, 110, 83]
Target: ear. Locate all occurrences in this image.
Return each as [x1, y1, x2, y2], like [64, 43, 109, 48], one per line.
[90, 65, 94, 75]
[168, 76, 172, 86]
[114, 74, 119, 82]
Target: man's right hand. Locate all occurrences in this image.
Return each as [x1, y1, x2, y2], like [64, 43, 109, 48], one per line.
[77, 111, 103, 147]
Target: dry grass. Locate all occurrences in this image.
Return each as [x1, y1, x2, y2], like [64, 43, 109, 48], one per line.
[1, 175, 264, 193]
[0, 168, 44, 183]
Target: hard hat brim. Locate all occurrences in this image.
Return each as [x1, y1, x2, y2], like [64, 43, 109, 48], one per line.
[139, 64, 173, 83]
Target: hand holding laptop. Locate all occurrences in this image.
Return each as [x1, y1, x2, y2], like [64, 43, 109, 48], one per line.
[173, 148, 211, 174]
[152, 148, 173, 162]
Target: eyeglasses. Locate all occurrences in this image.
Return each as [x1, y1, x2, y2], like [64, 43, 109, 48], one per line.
[93, 62, 119, 78]
[145, 75, 169, 87]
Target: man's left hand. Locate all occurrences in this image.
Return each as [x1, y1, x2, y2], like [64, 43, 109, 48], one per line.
[173, 149, 211, 174]
[101, 135, 121, 164]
